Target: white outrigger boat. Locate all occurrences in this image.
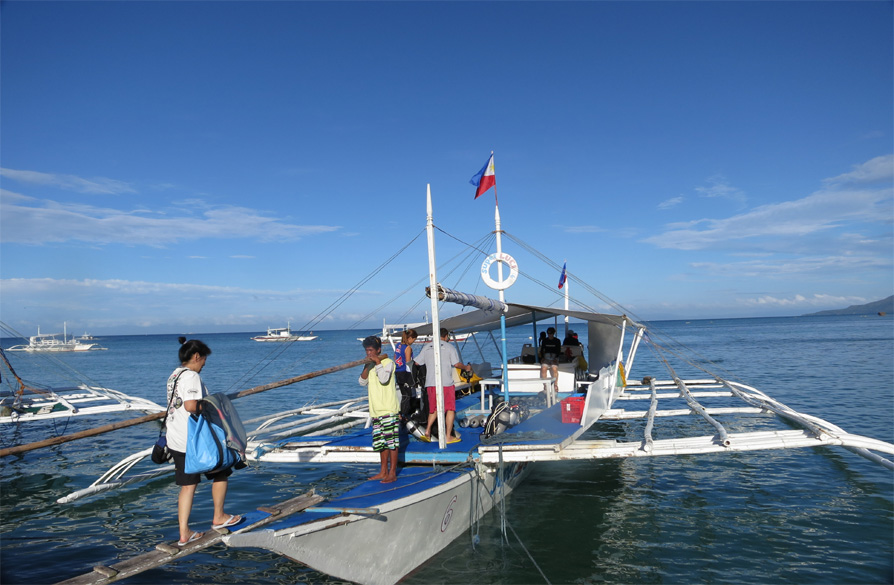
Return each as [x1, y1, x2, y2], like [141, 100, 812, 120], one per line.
[0, 382, 164, 424]
[0, 347, 164, 425]
[53, 184, 894, 585]
[6, 323, 108, 352]
[251, 322, 318, 342]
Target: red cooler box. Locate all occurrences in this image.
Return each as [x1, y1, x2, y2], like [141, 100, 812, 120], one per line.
[561, 396, 585, 424]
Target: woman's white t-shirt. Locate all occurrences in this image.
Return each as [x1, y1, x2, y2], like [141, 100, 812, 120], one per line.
[165, 367, 206, 452]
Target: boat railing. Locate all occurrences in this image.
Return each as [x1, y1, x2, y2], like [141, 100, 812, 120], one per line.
[1, 384, 164, 423]
[56, 396, 373, 504]
[605, 376, 894, 470]
[246, 400, 370, 443]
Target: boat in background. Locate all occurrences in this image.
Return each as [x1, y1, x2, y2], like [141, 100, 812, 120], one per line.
[358, 317, 474, 345]
[251, 322, 317, 342]
[6, 323, 107, 352]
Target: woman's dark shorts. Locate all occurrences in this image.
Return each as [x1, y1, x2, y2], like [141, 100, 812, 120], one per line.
[170, 450, 233, 486]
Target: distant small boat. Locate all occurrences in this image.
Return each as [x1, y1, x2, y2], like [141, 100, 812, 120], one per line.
[6, 324, 107, 352]
[358, 318, 474, 345]
[251, 323, 317, 342]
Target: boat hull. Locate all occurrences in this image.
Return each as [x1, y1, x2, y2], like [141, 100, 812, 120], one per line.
[224, 462, 531, 585]
[250, 336, 318, 342]
[6, 341, 106, 352]
[5, 324, 107, 351]
[250, 323, 317, 342]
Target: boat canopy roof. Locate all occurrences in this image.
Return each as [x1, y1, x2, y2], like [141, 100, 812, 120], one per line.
[414, 303, 638, 336]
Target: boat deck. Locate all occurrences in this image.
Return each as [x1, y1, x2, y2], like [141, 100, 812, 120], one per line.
[256, 391, 585, 465]
[260, 466, 468, 533]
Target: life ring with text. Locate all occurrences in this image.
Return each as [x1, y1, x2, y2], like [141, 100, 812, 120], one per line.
[481, 253, 519, 290]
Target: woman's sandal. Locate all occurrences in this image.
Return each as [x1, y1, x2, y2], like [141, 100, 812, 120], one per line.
[177, 530, 204, 547]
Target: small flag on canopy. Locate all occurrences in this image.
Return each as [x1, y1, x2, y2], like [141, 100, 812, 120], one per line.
[470, 153, 496, 199]
[558, 262, 567, 289]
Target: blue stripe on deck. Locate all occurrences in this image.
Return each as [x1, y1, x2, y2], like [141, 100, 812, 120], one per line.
[271, 391, 584, 461]
[261, 466, 468, 532]
[253, 391, 586, 534]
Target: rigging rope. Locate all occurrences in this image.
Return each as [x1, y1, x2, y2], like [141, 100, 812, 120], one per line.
[501, 231, 752, 385]
[224, 229, 428, 395]
[476, 447, 553, 585]
[217, 225, 491, 399]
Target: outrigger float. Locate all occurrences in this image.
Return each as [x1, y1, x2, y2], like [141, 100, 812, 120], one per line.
[52, 185, 894, 585]
[0, 344, 164, 426]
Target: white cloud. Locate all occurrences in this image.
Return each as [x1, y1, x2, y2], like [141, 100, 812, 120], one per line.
[658, 196, 683, 209]
[737, 293, 867, 308]
[0, 278, 380, 333]
[0, 190, 341, 245]
[690, 253, 892, 279]
[643, 185, 892, 251]
[695, 174, 746, 206]
[0, 188, 35, 203]
[564, 226, 606, 233]
[823, 154, 894, 186]
[0, 168, 136, 195]
[2, 278, 246, 296]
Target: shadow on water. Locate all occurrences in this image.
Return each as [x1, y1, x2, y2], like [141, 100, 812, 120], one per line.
[402, 459, 629, 585]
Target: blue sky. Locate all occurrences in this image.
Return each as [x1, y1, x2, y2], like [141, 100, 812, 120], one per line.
[1, 1, 892, 336]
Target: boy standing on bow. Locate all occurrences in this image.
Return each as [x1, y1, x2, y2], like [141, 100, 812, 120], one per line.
[359, 336, 400, 483]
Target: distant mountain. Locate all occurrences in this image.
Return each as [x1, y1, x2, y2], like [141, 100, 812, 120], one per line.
[802, 295, 894, 316]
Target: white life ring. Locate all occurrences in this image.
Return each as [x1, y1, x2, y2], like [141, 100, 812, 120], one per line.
[481, 253, 519, 290]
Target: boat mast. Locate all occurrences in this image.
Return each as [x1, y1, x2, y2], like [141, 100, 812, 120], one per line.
[425, 185, 448, 449]
[492, 193, 511, 402]
[564, 261, 569, 338]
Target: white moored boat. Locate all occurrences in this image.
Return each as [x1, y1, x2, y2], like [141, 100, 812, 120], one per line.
[251, 322, 317, 342]
[54, 182, 894, 585]
[357, 318, 474, 345]
[6, 323, 107, 352]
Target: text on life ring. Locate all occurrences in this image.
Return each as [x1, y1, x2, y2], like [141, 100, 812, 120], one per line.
[481, 253, 518, 291]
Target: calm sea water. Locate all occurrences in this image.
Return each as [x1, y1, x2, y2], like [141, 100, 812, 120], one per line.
[1, 315, 892, 585]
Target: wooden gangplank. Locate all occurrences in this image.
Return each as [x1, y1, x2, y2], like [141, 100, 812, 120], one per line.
[56, 490, 323, 585]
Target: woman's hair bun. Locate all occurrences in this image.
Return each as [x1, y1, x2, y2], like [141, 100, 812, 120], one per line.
[178, 336, 187, 345]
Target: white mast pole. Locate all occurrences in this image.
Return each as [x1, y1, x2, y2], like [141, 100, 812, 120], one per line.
[426, 185, 447, 449]
[564, 261, 569, 338]
[493, 186, 510, 402]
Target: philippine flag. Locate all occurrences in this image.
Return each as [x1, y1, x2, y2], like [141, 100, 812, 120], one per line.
[470, 153, 496, 199]
[558, 262, 567, 289]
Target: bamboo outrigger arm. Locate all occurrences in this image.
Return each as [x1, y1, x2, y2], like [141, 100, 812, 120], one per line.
[0, 357, 372, 458]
